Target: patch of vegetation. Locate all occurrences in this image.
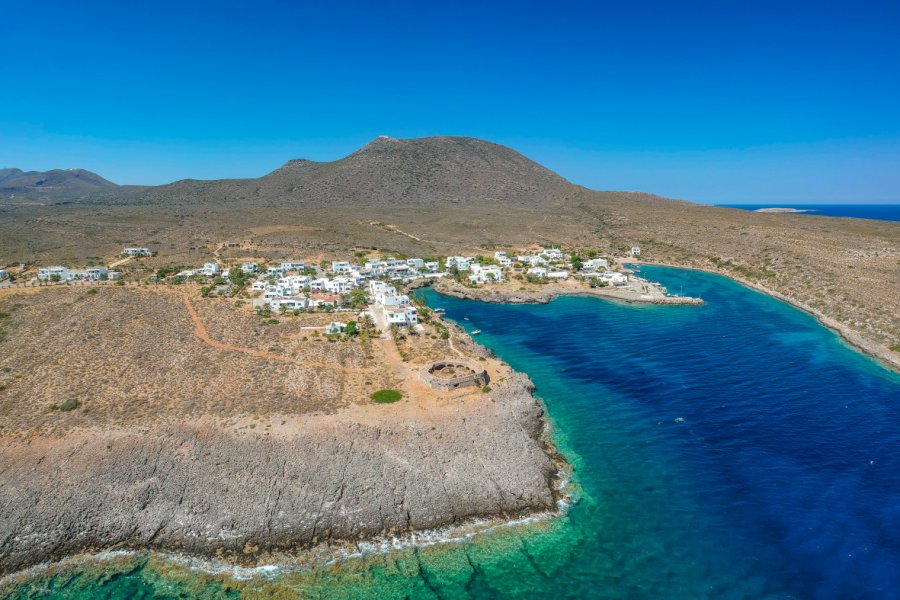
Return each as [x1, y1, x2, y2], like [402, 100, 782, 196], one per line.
[482, 386, 492, 393]
[52, 398, 80, 412]
[371, 389, 402, 404]
[86, 288, 98, 295]
[890, 343, 900, 353]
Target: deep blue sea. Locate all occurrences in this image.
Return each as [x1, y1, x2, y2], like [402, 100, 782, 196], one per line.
[5, 266, 900, 599]
[720, 204, 900, 222]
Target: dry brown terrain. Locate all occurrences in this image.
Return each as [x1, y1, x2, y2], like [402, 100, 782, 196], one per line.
[1, 136, 896, 369]
[0, 283, 563, 575]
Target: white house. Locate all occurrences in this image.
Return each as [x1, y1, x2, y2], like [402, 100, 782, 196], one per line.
[385, 306, 419, 327]
[368, 280, 391, 295]
[582, 258, 609, 271]
[381, 293, 411, 307]
[202, 262, 221, 276]
[406, 258, 424, 269]
[122, 247, 152, 257]
[518, 255, 548, 267]
[541, 248, 565, 262]
[600, 271, 628, 286]
[325, 277, 356, 294]
[0, 269, 8, 280]
[446, 256, 472, 271]
[280, 262, 305, 271]
[631, 247, 641, 256]
[331, 261, 351, 273]
[424, 261, 440, 272]
[468, 264, 504, 283]
[241, 262, 259, 274]
[325, 321, 347, 335]
[547, 270, 569, 281]
[527, 267, 548, 278]
[270, 298, 308, 311]
[37, 266, 72, 281]
[308, 294, 342, 308]
[80, 267, 109, 280]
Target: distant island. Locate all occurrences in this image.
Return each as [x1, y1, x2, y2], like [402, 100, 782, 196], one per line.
[753, 207, 814, 214]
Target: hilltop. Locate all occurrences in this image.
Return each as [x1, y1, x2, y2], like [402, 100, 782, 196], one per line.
[0, 167, 118, 200]
[97, 135, 577, 208]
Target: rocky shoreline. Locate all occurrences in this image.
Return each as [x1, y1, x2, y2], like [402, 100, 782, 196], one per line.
[0, 372, 567, 578]
[427, 278, 704, 306]
[630, 260, 900, 373]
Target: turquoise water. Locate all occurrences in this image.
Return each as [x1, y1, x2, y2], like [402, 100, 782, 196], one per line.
[4, 266, 900, 598]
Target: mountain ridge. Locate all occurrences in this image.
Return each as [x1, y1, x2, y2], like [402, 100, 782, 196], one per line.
[0, 167, 118, 199]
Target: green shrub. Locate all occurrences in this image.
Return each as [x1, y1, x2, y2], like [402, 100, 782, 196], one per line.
[371, 389, 402, 404]
[482, 386, 492, 393]
[58, 398, 80, 411]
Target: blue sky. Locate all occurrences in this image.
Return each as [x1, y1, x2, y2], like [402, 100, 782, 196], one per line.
[2, 0, 899, 203]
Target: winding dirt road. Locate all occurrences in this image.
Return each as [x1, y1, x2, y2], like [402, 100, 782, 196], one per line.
[181, 291, 374, 374]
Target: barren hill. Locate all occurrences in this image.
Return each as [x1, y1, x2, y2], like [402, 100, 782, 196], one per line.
[0, 167, 118, 199]
[111, 135, 578, 208]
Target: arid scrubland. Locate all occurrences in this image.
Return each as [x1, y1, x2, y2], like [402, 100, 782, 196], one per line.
[2, 137, 896, 368]
[0, 286, 397, 435]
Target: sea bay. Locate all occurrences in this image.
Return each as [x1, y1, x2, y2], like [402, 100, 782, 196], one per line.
[5, 265, 899, 599]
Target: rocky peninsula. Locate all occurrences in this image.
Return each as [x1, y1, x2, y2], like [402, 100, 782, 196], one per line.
[427, 275, 704, 306]
[0, 286, 566, 577]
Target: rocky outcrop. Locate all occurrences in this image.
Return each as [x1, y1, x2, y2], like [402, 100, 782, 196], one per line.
[430, 279, 704, 306]
[0, 374, 562, 576]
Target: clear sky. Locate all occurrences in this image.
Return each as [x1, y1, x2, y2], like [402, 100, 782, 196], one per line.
[2, 0, 899, 204]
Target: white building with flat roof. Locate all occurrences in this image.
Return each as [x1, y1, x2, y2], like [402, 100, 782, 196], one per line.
[122, 247, 152, 257]
[385, 306, 419, 327]
[37, 266, 72, 281]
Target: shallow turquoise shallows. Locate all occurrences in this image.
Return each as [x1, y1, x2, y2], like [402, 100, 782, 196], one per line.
[5, 266, 900, 599]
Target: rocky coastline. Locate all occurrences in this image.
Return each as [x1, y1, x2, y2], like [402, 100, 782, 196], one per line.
[0, 372, 567, 578]
[629, 260, 900, 373]
[426, 277, 704, 306]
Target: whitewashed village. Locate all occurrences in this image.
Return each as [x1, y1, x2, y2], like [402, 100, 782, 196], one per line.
[1, 243, 701, 337]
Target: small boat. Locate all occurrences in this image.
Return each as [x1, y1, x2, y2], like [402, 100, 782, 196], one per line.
[471, 329, 482, 335]
[463, 317, 470, 321]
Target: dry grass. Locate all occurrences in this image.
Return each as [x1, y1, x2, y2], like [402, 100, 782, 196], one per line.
[0, 286, 396, 436]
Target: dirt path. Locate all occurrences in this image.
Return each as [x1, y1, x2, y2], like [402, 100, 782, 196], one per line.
[363, 221, 452, 247]
[108, 256, 132, 268]
[181, 292, 375, 374]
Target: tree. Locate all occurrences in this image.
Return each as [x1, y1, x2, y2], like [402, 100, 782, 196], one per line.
[345, 321, 359, 336]
[50, 274, 61, 283]
[571, 255, 584, 271]
[347, 289, 368, 308]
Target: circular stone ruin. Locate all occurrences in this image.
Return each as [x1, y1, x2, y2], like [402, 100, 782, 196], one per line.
[419, 360, 489, 392]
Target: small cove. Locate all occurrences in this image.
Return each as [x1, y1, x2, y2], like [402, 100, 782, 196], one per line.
[4, 265, 900, 599]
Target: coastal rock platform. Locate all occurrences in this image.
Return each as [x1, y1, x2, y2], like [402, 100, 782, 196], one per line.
[0, 374, 560, 576]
